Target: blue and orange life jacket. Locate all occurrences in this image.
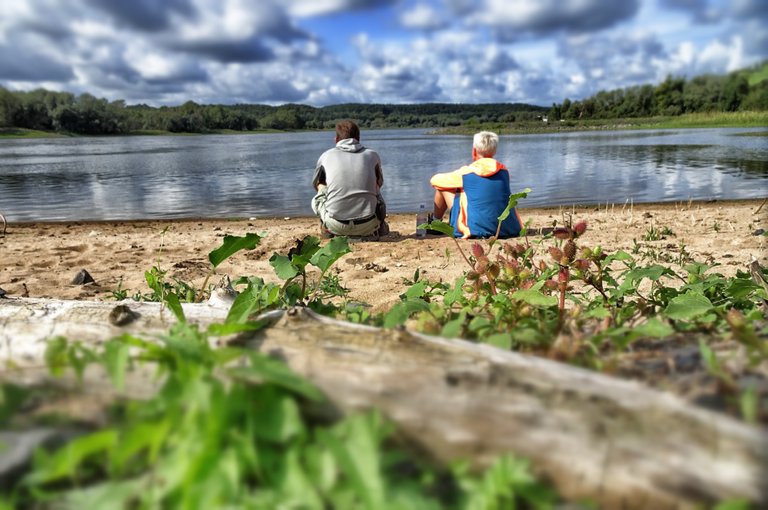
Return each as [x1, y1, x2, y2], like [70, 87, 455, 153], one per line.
[430, 158, 522, 238]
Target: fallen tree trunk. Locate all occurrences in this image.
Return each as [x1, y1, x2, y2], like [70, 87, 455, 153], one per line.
[1, 298, 766, 508]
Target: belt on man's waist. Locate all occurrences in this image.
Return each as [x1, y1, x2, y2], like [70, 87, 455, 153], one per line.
[333, 214, 376, 225]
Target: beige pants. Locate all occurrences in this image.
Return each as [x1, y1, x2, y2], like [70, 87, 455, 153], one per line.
[311, 186, 382, 236]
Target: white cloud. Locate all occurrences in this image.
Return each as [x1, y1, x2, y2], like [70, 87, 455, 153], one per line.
[0, 0, 765, 107]
[698, 35, 745, 72]
[400, 3, 446, 30]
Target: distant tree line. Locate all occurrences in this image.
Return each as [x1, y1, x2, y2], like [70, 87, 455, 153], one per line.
[0, 90, 546, 135]
[547, 61, 767, 121]
[0, 62, 765, 135]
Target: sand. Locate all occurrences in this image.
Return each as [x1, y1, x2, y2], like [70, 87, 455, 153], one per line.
[1, 199, 766, 312]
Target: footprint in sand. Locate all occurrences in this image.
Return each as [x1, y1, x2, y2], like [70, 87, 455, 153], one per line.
[52, 244, 89, 254]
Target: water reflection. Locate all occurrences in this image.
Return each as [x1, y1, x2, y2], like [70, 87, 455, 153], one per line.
[0, 128, 765, 222]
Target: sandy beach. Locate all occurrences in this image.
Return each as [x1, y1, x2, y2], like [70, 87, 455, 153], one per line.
[1, 199, 766, 312]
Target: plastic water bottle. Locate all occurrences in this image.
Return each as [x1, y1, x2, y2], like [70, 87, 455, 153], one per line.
[416, 203, 428, 237]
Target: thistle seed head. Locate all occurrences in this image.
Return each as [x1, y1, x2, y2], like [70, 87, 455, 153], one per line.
[564, 240, 577, 261]
[549, 246, 564, 262]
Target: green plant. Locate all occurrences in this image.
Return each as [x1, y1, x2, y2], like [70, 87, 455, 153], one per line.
[643, 225, 674, 241]
[110, 231, 262, 312]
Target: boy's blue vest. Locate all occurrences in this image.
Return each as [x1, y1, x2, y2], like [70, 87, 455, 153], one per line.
[449, 169, 522, 238]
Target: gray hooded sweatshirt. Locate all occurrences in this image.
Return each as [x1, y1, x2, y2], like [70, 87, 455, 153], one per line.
[312, 138, 383, 221]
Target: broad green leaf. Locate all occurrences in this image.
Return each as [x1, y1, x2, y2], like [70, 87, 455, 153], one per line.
[275, 447, 323, 507]
[319, 413, 386, 509]
[211, 347, 250, 366]
[56, 478, 145, 510]
[44, 337, 69, 377]
[468, 315, 492, 333]
[726, 277, 760, 300]
[402, 281, 427, 299]
[111, 420, 171, 473]
[631, 317, 674, 338]
[208, 233, 261, 268]
[286, 236, 322, 271]
[739, 385, 759, 425]
[443, 277, 465, 306]
[605, 250, 633, 263]
[510, 289, 558, 307]
[699, 340, 719, 373]
[251, 388, 305, 443]
[441, 312, 467, 338]
[664, 292, 713, 320]
[485, 333, 512, 350]
[620, 265, 672, 291]
[228, 353, 324, 402]
[713, 499, 756, 510]
[310, 236, 351, 273]
[103, 340, 130, 391]
[67, 343, 98, 382]
[164, 292, 185, 323]
[498, 188, 531, 222]
[509, 328, 544, 345]
[420, 219, 454, 236]
[26, 429, 118, 484]
[269, 253, 300, 280]
[226, 279, 277, 324]
[0, 384, 31, 426]
[382, 300, 430, 328]
[207, 321, 267, 336]
[584, 306, 611, 319]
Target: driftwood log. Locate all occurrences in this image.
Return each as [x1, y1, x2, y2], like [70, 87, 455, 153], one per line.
[1, 298, 766, 508]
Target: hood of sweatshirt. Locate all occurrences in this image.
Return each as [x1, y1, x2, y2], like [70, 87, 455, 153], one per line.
[469, 158, 506, 177]
[336, 138, 364, 153]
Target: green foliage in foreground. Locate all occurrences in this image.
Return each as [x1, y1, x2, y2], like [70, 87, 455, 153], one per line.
[2, 328, 555, 509]
[8, 320, 561, 507]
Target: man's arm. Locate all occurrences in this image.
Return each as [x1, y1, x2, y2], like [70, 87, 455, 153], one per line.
[312, 165, 326, 190]
[375, 163, 383, 190]
[430, 167, 465, 191]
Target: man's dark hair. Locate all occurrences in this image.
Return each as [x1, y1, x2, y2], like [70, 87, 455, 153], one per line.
[336, 120, 360, 141]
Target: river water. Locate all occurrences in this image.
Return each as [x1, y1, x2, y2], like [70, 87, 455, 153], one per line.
[0, 128, 766, 222]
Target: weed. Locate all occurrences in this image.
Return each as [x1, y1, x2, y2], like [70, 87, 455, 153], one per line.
[643, 225, 674, 241]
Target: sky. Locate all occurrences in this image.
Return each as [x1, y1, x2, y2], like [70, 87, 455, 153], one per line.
[1, 0, 766, 108]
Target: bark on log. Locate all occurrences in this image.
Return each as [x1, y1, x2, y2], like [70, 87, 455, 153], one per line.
[1, 297, 766, 508]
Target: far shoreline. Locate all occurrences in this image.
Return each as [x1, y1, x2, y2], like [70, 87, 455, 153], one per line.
[2, 111, 766, 139]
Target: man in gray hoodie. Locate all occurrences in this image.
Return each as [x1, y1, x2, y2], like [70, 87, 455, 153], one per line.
[311, 120, 388, 237]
